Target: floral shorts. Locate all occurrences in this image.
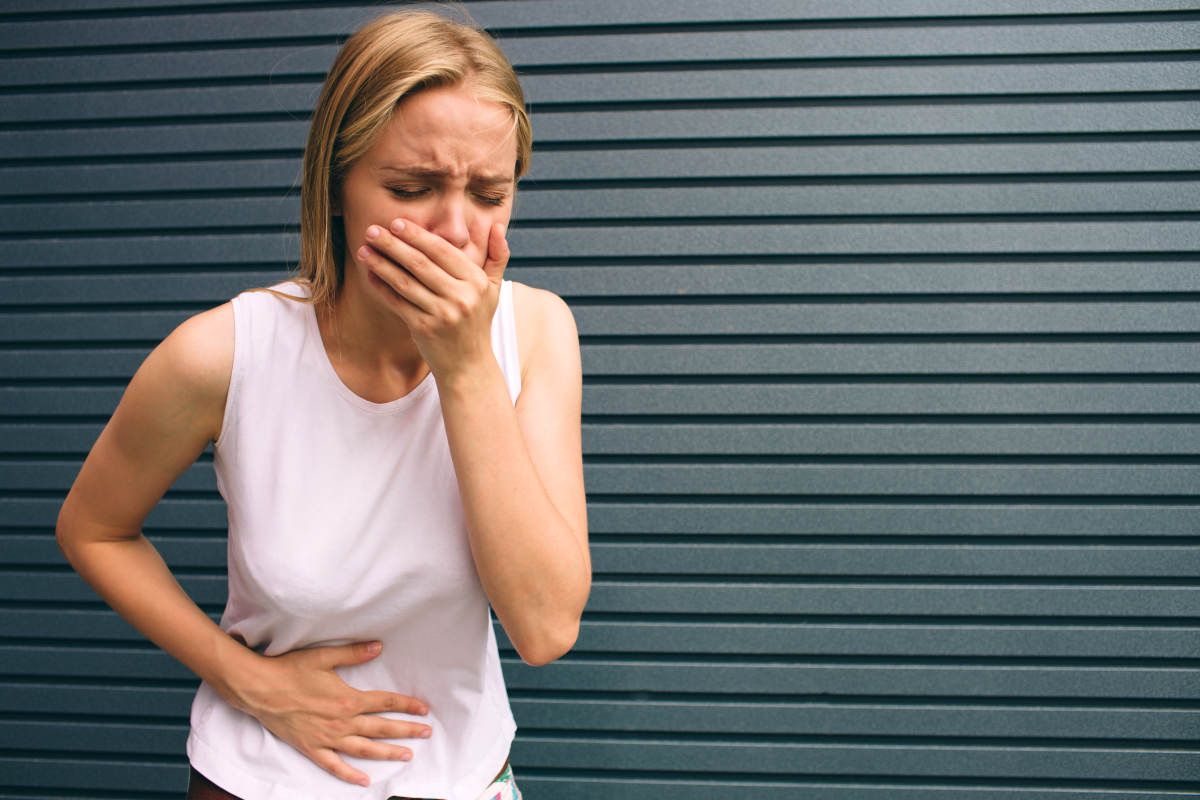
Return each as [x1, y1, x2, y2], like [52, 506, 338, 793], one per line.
[389, 762, 521, 800]
[472, 762, 521, 800]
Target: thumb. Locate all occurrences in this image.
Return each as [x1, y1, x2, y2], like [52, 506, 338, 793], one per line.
[319, 640, 382, 669]
[482, 222, 509, 284]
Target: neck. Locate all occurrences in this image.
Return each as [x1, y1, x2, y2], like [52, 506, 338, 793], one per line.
[316, 276, 429, 401]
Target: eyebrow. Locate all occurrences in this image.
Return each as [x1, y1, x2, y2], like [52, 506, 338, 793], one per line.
[378, 165, 515, 186]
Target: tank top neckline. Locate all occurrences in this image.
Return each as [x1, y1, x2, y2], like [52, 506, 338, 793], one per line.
[299, 288, 436, 415]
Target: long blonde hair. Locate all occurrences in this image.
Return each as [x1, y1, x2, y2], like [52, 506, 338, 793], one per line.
[297, 9, 531, 309]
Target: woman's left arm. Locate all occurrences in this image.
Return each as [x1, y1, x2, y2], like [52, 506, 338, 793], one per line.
[439, 283, 589, 666]
[358, 219, 589, 666]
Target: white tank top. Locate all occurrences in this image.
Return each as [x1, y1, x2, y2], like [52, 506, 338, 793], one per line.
[187, 281, 520, 800]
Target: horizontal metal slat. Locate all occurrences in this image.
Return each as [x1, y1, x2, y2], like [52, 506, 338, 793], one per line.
[582, 423, 1200, 455]
[582, 382, 1200, 416]
[8, 536, 1199, 578]
[7, 608, 1198, 658]
[0, 757, 185, 793]
[7, 262, 1200, 304]
[586, 582, 1200, 616]
[9, 422, 1200, 461]
[0, 459, 211, 491]
[528, 141, 1200, 181]
[0, 719, 186, 756]
[571, 301, 1200, 336]
[3, 15, 1194, 60]
[0, 681, 192, 718]
[580, 342, 1200, 376]
[3, 234, 297, 270]
[2, 645, 1193, 697]
[523, 61, 1200, 103]
[7, 182, 1200, 235]
[524, 262, 1200, 297]
[0, 273, 283, 302]
[2, 44, 336, 89]
[499, 22, 1200, 67]
[571, 622, 1200, 657]
[9, 609, 1200, 662]
[589, 542, 1200, 577]
[584, 463, 1200, 495]
[8, 299, 1200, 343]
[6, 102, 1199, 161]
[6, 381, 1200, 418]
[11, 342, 1200, 381]
[6, 225, 1200, 273]
[523, 182, 1200, 219]
[3, 0, 1195, 24]
[1, 680, 1194, 741]
[6, 142, 1199, 199]
[508, 221, 1200, 258]
[512, 735, 1200, 781]
[1, 496, 222, 529]
[581, 503, 1200, 536]
[479, 779, 1200, 800]
[2, 535, 222, 568]
[6, 61, 1200, 127]
[0, 158, 300, 197]
[7, 571, 1200, 617]
[7, 497, 1200, 537]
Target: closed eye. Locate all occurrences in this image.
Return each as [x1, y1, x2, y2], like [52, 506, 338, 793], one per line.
[388, 186, 428, 199]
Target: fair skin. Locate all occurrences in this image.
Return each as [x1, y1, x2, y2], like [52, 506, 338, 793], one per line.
[56, 82, 589, 788]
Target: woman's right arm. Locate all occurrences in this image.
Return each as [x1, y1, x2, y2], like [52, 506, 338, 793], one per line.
[56, 304, 429, 788]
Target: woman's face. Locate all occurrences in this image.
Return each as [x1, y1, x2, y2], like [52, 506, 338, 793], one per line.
[336, 82, 518, 280]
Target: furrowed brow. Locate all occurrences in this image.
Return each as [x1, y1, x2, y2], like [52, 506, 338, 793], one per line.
[379, 166, 514, 185]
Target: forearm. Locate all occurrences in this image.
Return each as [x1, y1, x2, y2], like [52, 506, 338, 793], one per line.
[57, 516, 259, 706]
[437, 358, 590, 666]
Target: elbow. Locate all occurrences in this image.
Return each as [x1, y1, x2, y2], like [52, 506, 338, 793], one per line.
[55, 501, 77, 564]
[515, 617, 580, 667]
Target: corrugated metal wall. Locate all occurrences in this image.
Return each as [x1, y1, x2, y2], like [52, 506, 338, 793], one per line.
[2, 1, 1199, 797]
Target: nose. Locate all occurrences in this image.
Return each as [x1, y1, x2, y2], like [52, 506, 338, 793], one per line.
[426, 192, 471, 250]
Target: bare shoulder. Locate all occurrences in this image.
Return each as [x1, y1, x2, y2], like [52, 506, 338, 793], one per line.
[61, 303, 235, 532]
[511, 281, 575, 330]
[155, 303, 233, 395]
[131, 302, 235, 442]
[510, 282, 579, 382]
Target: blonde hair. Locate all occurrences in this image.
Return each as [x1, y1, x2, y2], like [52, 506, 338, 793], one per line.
[297, 9, 531, 309]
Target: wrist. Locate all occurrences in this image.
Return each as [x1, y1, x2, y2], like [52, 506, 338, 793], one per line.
[207, 637, 271, 714]
[434, 353, 504, 396]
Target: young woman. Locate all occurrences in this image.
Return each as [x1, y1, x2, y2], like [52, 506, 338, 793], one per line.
[55, 10, 589, 800]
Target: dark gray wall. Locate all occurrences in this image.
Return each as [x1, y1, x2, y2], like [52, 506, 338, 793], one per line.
[2, 1, 1199, 797]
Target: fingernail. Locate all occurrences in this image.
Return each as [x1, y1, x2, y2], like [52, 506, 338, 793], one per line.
[357, 245, 372, 261]
[390, 218, 405, 234]
[366, 641, 381, 655]
[400, 751, 413, 761]
[365, 225, 380, 240]
[421, 727, 432, 738]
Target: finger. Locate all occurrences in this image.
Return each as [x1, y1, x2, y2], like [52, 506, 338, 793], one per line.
[357, 689, 429, 716]
[318, 640, 383, 670]
[388, 218, 476, 281]
[357, 241, 438, 314]
[311, 747, 372, 787]
[482, 222, 509, 284]
[357, 715, 434, 741]
[365, 223, 457, 295]
[340, 736, 414, 762]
